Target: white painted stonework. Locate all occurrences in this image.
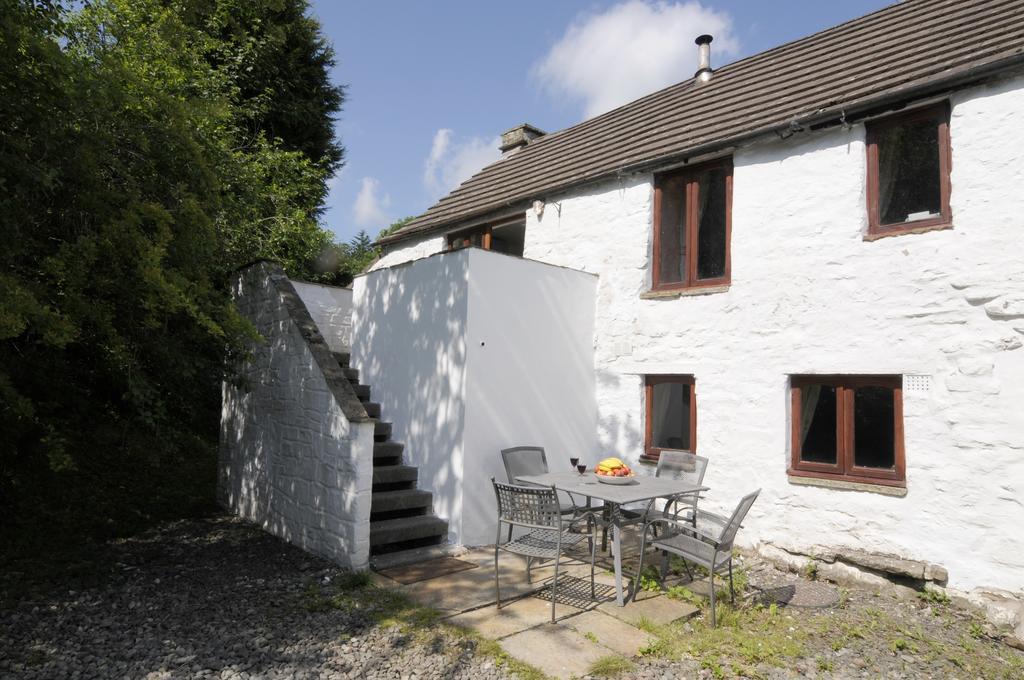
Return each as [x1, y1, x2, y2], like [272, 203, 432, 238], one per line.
[219, 262, 374, 570]
[352, 248, 598, 546]
[292, 280, 353, 351]
[371, 75, 1024, 595]
[371, 234, 447, 271]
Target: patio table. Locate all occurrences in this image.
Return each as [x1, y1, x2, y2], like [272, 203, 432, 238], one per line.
[517, 470, 706, 606]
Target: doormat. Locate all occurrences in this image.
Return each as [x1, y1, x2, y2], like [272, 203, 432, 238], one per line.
[377, 557, 478, 585]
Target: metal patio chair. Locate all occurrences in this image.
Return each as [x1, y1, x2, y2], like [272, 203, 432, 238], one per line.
[500, 446, 584, 540]
[622, 451, 709, 526]
[635, 489, 760, 626]
[492, 479, 598, 623]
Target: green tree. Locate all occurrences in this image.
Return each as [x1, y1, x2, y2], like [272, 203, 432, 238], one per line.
[0, 0, 345, 547]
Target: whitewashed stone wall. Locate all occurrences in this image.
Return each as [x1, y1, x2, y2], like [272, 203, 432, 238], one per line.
[219, 262, 375, 570]
[522, 75, 1024, 595]
[292, 280, 353, 351]
[373, 234, 447, 271]
[374, 74, 1024, 594]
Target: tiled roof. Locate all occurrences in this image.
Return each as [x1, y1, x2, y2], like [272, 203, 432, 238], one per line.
[381, 0, 1024, 246]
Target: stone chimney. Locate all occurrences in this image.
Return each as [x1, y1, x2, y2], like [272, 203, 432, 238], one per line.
[500, 123, 546, 157]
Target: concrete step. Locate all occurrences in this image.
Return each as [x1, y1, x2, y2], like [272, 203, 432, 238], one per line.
[372, 465, 417, 487]
[371, 489, 433, 515]
[373, 441, 403, 463]
[363, 402, 381, 419]
[353, 384, 370, 400]
[370, 515, 448, 548]
[373, 421, 392, 440]
[370, 543, 462, 571]
[342, 367, 359, 382]
[332, 351, 350, 367]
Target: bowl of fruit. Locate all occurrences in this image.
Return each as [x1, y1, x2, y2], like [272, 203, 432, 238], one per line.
[595, 457, 636, 484]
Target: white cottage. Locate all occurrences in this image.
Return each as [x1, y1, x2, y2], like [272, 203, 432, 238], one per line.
[221, 0, 1024, 627]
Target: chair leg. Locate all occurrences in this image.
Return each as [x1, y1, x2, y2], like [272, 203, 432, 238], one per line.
[494, 545, 501, 610]
[526, 556, 532, 584]
[728, 559, 735, 605]
[634, 535, 647, 604]
[709, 569, 717, 627]
[508, 524, 513, 543]
[590, 519, 597, 600]
[551, 552, 560, 623]
[681, 558, 694, 582]
[660, 550, 669, 581]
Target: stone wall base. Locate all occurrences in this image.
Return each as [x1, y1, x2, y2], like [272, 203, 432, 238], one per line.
[754, 542, 1023, 650]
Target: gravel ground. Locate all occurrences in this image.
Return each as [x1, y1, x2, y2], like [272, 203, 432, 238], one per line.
[2, 515, 1021, 680]
[0, 516, 511, 680]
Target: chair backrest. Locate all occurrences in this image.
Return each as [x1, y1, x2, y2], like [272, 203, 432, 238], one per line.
[492, 479, 561, 530]
[656, 451, 709, 486]
[500, 446, 549, 483]
[717, 489, 761, 550]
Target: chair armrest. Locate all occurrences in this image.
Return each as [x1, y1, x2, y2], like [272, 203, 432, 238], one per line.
[566, 509, 602, 532]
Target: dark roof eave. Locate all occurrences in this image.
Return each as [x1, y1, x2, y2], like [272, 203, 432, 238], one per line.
[379, 48, 1024, 249]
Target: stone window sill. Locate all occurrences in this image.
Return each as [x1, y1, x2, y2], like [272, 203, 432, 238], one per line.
[640, 284, 730, 300]
[863, 221, 953, 241]
[787, 473, 907, 497]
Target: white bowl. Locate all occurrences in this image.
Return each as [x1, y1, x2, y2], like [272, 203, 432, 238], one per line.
[596, 475, 637, 485]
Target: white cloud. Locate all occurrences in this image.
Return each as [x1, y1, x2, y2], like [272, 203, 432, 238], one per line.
[353, 177, 391, 229]
[533, 0, 739, 119]
[423, 129, 501, 198]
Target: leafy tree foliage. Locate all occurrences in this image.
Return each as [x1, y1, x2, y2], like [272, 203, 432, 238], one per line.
[0, 0, 344, 546]
[319, 218, 415, 286]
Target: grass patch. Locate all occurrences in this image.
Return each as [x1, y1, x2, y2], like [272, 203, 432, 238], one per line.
[918, 587, 951, 605]
[587, 654, 634, 678]
[584, 631, 599, 644]
[638, 602, 807, 677]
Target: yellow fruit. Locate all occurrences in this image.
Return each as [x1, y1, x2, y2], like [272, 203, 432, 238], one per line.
[598, 457, 625, 469]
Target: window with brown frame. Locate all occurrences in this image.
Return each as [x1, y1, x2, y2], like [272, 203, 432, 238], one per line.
[790, 376, 905, 487]
[446, 218, 526, 256]
[644, 375, 696, 461]
[866, 103, 952, 236]
[652, 158, 732, 291]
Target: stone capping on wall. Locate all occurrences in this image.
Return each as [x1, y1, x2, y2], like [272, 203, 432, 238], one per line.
[249, 260, 371, 423]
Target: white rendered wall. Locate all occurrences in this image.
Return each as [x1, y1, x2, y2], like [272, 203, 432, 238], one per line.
[351, 250, 470, 543]
[461, 248, 598, 545]
[352, 249, 599, 546]
[292, 281, 353, 351]
[518, 75, 1024, 594]
[219, 263, 374, 570]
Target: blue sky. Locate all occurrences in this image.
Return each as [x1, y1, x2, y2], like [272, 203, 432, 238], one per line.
[311, 0, 891, 243]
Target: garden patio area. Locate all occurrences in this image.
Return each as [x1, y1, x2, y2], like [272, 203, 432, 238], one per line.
[3, 514, 1022, 680]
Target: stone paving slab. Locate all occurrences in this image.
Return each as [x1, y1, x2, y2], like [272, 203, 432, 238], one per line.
[565, 609, 656, 657]
[500, 622, 609, 680]
[396, 564, 537, 614]
[446, 596, 583, 639]
[598, 593, 698, 626]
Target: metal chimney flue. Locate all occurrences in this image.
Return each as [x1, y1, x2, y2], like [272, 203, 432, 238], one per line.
[695, 34, 714, 83]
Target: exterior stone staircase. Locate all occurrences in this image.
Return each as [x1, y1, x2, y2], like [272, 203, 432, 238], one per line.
[332, 352, 449, 566]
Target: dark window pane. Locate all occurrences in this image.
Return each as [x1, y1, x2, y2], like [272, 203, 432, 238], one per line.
[652, 382, 691, 450]
[853, 386, 895, 469]
[491, 222, 525, 256]
[800, 385, 837, 464]
[695, 167, 728, 280]
[877, 116, 942, 225]
[657, 176, 686, 284]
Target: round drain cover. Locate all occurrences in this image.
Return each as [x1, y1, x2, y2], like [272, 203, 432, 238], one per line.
[756, 580, 840, 609]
